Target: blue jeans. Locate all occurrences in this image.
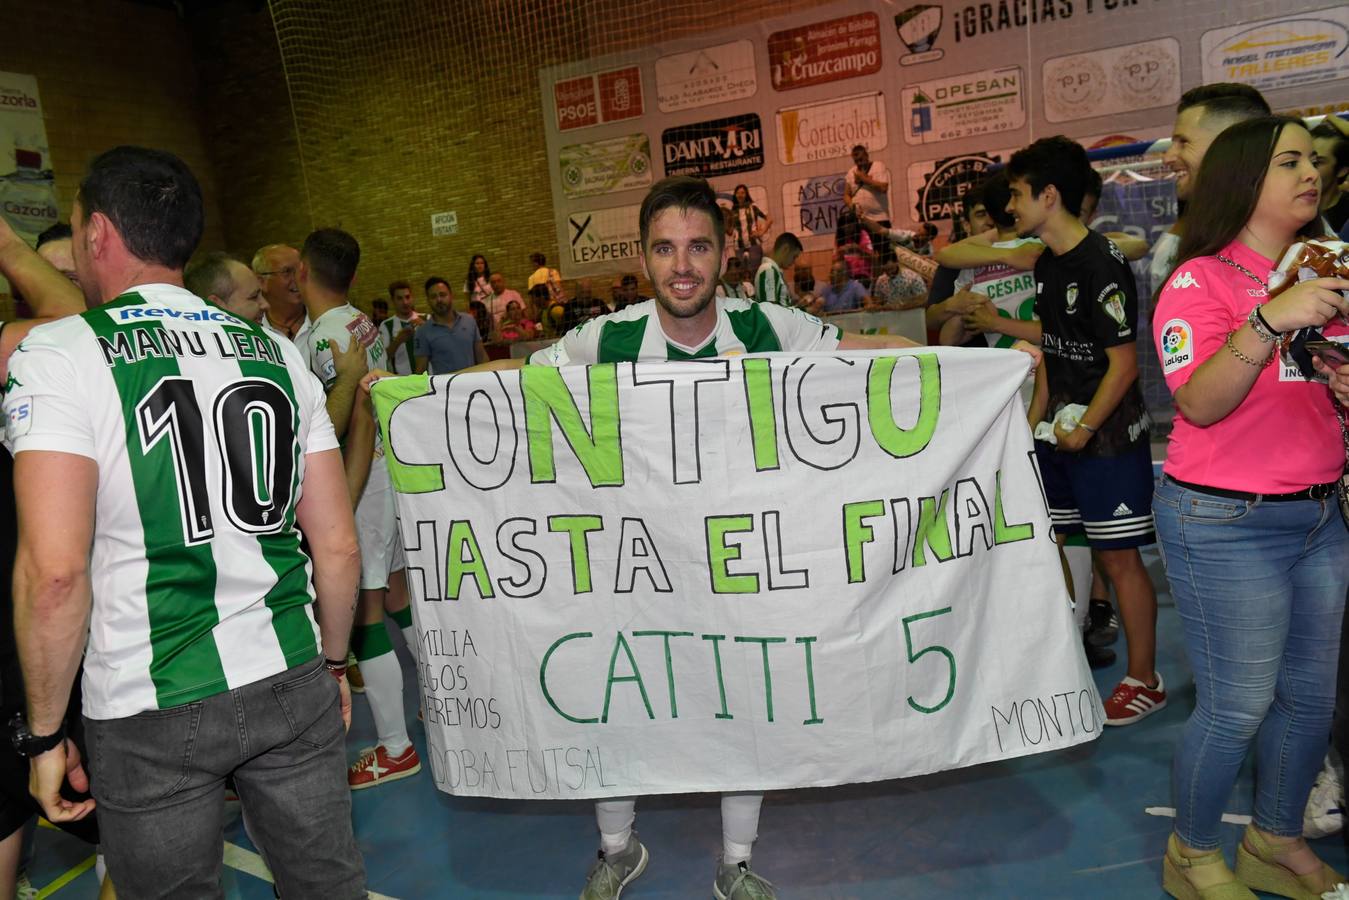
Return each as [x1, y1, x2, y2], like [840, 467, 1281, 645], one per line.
[84, 658, 366, 899]
[1154, 477, 1349, 849]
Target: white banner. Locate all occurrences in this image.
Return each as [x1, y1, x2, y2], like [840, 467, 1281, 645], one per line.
[1042, 38, 1181, 124]
[0, 72, 57, 295]
[776, 91, 887, 165]
[374, 349, 1101, 800]
[1201, 6, 1349, 92]
[903, 66, 1025, 145]
[560, 134, 653, 200]
[565, 205, 642, 266]
[656, 40, 758, 113]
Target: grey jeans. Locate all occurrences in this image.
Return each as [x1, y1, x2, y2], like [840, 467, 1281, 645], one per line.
[84, 658, 366, 899]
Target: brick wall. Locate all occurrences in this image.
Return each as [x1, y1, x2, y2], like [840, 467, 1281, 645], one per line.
[5, 0, 842, 320]
[189, 0, 840, 315]
[3, 0, 226, 253]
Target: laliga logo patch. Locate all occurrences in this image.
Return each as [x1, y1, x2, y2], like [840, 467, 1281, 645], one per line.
[1161, 318, 1193, 374]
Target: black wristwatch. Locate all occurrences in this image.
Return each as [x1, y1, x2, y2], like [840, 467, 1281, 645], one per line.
[8, 713, 65, 758]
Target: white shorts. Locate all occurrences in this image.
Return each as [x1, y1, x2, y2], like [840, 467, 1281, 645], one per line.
[355, 461, 404, 590]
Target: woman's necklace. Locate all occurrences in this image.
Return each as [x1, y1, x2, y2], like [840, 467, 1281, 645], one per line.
[1214, 254, 1268, 291]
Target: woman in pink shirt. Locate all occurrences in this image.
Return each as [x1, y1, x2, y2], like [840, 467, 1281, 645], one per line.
[1153, 116, 1349, 900]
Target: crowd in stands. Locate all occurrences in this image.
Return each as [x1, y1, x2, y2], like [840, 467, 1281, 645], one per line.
[0, 80, 1348, 900]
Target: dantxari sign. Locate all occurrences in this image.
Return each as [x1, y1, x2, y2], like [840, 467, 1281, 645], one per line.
[371, 348, 1102, 800]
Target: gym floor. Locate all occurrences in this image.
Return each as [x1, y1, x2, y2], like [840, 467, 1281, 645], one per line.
[27, 474, 1349, 898]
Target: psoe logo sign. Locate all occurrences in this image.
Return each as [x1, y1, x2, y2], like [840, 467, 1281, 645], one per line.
[1160, 318, 1194, 374]
[1202, 9, 1349, 90]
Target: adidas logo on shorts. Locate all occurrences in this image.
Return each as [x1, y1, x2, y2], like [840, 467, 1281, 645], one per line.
[1113, 503, 1133, 517]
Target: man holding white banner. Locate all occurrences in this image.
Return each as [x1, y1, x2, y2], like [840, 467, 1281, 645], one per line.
[398, 176, 1054, 900]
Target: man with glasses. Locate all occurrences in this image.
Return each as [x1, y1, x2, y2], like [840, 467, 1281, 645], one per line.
[253, 243, 312, 367]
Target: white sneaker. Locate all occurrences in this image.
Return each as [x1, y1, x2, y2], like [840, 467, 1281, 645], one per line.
[1304, 753, 1345, 839]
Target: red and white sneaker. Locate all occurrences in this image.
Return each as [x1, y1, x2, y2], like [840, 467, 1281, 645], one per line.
[1104, 673, 1167, 726]
[347, 744, 421, 790]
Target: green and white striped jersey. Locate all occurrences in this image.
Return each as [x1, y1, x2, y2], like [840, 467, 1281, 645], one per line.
[529, 297, 841, 365]
[754, 257, 793, 307]
[1, 284, 337, 719]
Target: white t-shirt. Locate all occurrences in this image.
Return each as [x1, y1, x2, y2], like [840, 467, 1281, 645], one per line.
[261, 312, 313, 370]
[847, 160, 890, 221]
[2, 284, 336, 719]
[955, 237, 1042, 348]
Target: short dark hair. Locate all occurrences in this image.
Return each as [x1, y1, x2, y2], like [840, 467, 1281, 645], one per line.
[36, 222, 71, 248]
[1177, 84, 1271, 130]
[529, 252, 546, 267]
[773, 232, 803, 254]
[976, 172, 1015, 230]
[1006, 136, 1092, 218]
[851, 144, 867, 154]
[388, 279, 411, 298]
[1176, 116, 1320, 270]
[620, 273, 638, 287]
[638, 176, 725, 252]
[424, 275, 451, 294]
[372, 297, 388, 310]
[184, 250, 238, 302]
[76, 146, 203, 270]
[301, 228, 359, 293]
[1083, 165, 1103, 200]
[1312, 123, 1349, 175]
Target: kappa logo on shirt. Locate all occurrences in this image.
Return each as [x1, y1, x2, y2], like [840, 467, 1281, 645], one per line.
[1160, 318, 1194, 374]
[1169, 271, 1200, 290]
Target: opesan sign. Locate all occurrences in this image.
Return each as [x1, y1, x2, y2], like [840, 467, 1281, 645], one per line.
[432, 211, 459, 237]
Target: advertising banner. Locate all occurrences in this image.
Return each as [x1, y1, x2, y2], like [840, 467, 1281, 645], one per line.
[1201, 7, 1349, 92]
[903, 66, 1025, 145]
[768, 12, 883, 92]
[656, 41, 758, 113]
[782, 173, 849, 247]
[0, 72, 57, 295]
[565, 205, 643, 266]
[1042, 38, 1181, 124]
[662, 113, 765, 178]
[554, 65, 644, 132]
[560, 134, 653, 200]
[907, 149, 1014, 223]
[373, 349, 1101, 799]
[776, 91, 887, 165]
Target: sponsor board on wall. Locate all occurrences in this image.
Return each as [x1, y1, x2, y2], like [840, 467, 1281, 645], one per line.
[655, 41, 758, 113]
[566, 205, 643, 266]
[1042, 38, 1181, 124]
[554, 65, 644, 132]
[768, 12, 882, 91]
[895, 5, 946, 66]
[662, 113, 764, 178]
[1201, 7, 1349, 92]
[777, 92, 887, 166]
[908, 150, 1013, 223]
[783, 174, 848, 248]
[0, 71, 57, 294]
[903, 66, 1025, 145]
[560, 134, 653, 199]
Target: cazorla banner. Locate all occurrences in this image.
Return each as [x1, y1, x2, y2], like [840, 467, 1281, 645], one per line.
[372, 348, 1102, 800]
